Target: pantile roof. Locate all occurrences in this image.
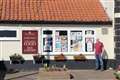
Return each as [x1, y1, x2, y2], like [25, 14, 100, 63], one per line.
[0, 0, 110, 23]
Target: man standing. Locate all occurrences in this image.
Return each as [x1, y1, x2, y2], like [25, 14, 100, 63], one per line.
[94, 38, 104, 71]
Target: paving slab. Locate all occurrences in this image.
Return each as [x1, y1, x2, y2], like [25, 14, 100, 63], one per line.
[5, 71, 38, 80]
[70, 70, 116, 80]
[5, 69, 116, 80]
[38, 68, 70, 80]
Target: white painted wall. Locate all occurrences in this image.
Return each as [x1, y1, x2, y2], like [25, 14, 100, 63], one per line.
[96, 26, 115, 59]
[0, 26, 42, 61]
[100, 0, 114, 20]
[0, 24, 114, 60]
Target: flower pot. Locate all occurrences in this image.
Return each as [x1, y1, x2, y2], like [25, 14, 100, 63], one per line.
[11, 60, 25, 64]
[54, 54, 66, 61]
[33, 55, 46, 64]
[74, 54, 86, 61]
[10, 54, 25, 64]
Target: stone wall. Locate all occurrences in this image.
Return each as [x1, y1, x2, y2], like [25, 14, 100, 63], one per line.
[115, 0, 120, 68]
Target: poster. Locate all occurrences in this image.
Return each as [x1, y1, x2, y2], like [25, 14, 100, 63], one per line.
[22, 30, 38, 54]
[70, 31, 82, 52]
[55, 31, 68, 52]
[85, 37, 94, 52]
[77, 31, 82, 41]
[43, 30, 53, 52]
[71, 32, 77, 41]
[43, 36, 53, 52]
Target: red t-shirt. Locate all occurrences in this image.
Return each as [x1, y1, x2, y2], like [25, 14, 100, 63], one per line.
[95, 41, 104, 54]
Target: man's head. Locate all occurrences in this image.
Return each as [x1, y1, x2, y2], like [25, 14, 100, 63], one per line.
[96, 38, 100, 42]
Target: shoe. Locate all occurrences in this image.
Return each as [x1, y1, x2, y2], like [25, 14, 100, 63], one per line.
[101, 69, 104, 71]
[95, 68, 100, 70]
[101, 67, 104, 71]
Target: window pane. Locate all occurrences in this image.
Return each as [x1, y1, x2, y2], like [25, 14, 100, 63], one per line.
[0, 30, 16, 37]
[70, 31, 83, 52]
[43, 30, 52, 34]
[55, 31, 68, 52]
[43, 30, 53, 52]
[85, 30, 94, 35]
[85, 37, 94, 52]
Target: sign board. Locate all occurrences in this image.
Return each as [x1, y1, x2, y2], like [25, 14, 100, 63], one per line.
[22, 30, 38, 54]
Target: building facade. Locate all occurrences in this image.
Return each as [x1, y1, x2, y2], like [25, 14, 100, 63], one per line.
[0, 0, 115, 70]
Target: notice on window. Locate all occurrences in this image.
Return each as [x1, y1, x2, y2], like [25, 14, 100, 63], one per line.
[55, 31, 68, 52]
[85, 37, 94, 52]
[22, 30, 38, 54]
[70, 31, 82, 52]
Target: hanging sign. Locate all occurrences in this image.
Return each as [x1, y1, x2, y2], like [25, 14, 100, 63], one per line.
[22, 30, 38, 54]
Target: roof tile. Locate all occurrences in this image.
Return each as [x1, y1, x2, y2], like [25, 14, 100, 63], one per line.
[0, 0, 110, 22]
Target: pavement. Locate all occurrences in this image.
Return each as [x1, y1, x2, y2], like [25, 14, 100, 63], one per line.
[5, 71, 38, 80]
[70, 70, 116, 80]
[5, 69, 117, 80]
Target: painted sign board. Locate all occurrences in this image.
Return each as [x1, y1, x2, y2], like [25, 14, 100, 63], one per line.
[22, 30, 38, 54]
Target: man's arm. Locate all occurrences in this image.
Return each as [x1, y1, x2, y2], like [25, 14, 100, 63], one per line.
[101, 43, 104, 55]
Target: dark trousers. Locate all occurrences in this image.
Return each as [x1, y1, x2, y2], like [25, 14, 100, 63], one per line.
[0, 71, 6, 80]
[95, 54, 104, 69]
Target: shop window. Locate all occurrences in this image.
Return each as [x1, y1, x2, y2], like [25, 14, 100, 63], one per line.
[0, 30, 16, 37]
[55, 31, 68, 52]
[43, 30, 53, 52]
[70, 31, 83, 52]
[42, 29, 95, 53]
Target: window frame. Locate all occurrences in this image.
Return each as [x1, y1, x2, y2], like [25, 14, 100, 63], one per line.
[42, 28, 95, 55]
[0, 29, 19, 40]
[84, 30, 95, 52]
